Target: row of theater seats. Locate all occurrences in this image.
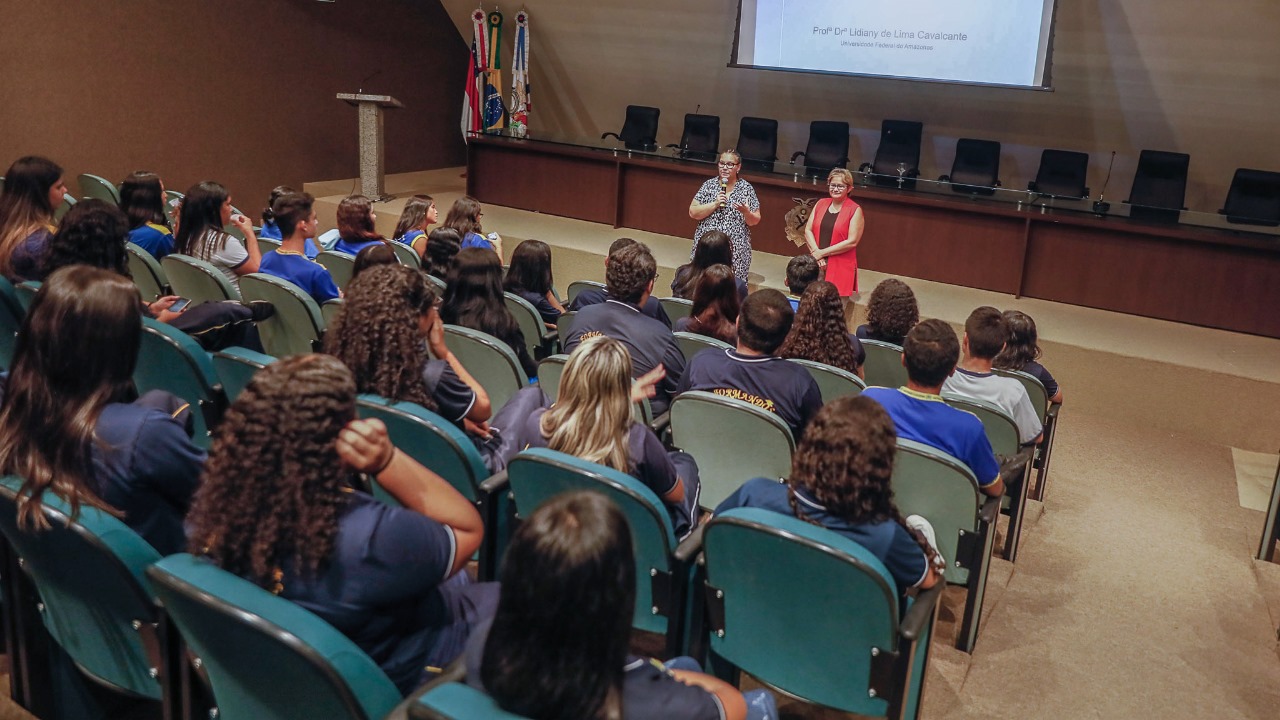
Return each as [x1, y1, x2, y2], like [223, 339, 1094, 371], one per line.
[601, 107, 1280, 225]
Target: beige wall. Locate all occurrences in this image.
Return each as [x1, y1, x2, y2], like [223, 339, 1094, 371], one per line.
[439, 0, 1280, 212]
[0, 0, 466, 212]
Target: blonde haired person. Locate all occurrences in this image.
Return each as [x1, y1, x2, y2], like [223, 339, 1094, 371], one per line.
[521, 336, 701, 536]
[804, 167, 865, 298]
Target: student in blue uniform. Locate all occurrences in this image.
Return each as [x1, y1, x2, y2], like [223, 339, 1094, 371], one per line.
[503, 238, 565, 325]
[0, 266, 205, 555]
[563, 242, 685, 415]
[678, 288, 822, 440]
[333, 194, 389, 257]
[470, 491, 773, 720]
[784, 254, 820, 312]
[716, 395, 943, 597]
[995, 309, 1064, 404]
[119, 171, 174, 260]
[185, 354, 493, 696]
[442, 248, 538, 380]
[522, 336, 700, 537]
[443, 195, 502, 256]
[392, 194, 438, 260]
[567, 237, 672, 327]
[0, 155, 66, 281]
[259, 185, 320, 258]
[257, 192, 341, 304]
[862, 319, 1004, 496]
[674, 263, 739, 345]
[779, 280, 865, 378]
[671, 230, 749, 302]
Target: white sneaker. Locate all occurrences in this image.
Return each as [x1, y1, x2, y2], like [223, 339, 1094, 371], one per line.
[906, 514, 945, 570]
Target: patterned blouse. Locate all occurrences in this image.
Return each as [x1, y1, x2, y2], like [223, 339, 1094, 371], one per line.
[691, 177, 760, 280]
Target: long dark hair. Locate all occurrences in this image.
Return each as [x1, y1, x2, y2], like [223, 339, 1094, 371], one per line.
[994, 310, 1043, 371]
[503, 239, 554, 296]
[393, 194, 435, 240]
[483, 491, 633, 720]
[119, 171, 168, 231]
[441, 247, 519, 341]
[443, 195, 483, 238]
[173, 181, 230, 259]
[324, 264, 439, 412]
[186, 355, 356, 588]
[0, 266, 140, 529]
[685, 263, 739, 345]
[779, 281, 860, 373]
[424, 228, 462, 279]
[261, 185, 295, 227]
[351, 243, 398, 279]
[337, 195, 385, 245]
[0, 156, 63, 276]
[41, 199, 133, 280]
[673, 230, 733, 298]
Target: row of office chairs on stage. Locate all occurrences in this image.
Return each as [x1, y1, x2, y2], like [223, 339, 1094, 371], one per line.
[601, 107, 1280, 225]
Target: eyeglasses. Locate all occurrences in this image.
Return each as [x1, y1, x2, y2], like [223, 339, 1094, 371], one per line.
[717, 161, 738, 168]
[829, 183, 848, 189]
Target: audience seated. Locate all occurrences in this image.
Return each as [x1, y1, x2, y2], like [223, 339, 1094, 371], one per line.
[677, 289, 822, 439]
[259, 185, 320, 258]
[784, 254, 820, 311]
[41, 199, 266, 352]
[185, 354, 494, 696]
[423, 227, 462, 281]
[671, 230, 748, 302]
[943, 307, 1044, 445]
[995, 309, 1064, 404]
[503, 238, 565, 325]
[174, 181, 262, 292]
[778, 280, 865, 377]
[567, 237, 672, 327]
[257, 192, 341, 304]
[441, 247, 538, 379]
[352, 243, 399, 278]
[0, 155, 67, 281]
[393, 194, 438, 260]
[444, 195, 502, 256]
[862, 319, 1004, 497]
[716, 395, 943, 597]
[119, 170, 174, 260]
[856, 278, 919, 346]
[0, 266, 205, 555]
[333, 194, 389, 257]
[325, 264, 496, 445]
[521, 336, 700, 536]
[563, 242, 685, 415]
[674, 263, 739, 345]
[468, 491, 770, 720]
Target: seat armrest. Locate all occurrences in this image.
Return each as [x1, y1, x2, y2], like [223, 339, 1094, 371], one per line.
[674, 523, 707, 563]
[649, 410, 671, 435]
[479, 470, 510, 495]
[1046, 401, 1062, 419]
[999, 448, 1035, 482]
[979, 494, 1001, 524]
[900, 582, 944, 641]
[392, 658, 468, 719]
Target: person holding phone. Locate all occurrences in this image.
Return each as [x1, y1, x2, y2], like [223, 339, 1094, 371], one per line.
[687, 150, 761, 283]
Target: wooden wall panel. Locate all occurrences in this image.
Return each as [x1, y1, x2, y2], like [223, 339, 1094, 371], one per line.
[470, 145, 617, 224]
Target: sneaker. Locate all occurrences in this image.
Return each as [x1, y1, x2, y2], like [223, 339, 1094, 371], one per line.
[243, 300, 275, 322]
[906, 514, 945, 569]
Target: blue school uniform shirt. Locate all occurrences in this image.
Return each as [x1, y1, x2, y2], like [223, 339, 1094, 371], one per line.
[862, 386, 1001, 488]
[562, 299, 686, 416]
[128, 223, 175, 260]
[258, 249, 341, 304]
[459, 231, 495, 252]
[677, 348, 823, 440]
[8, 227, 52, 281]
[422, 359, 478, 424]
[464, 619, 724, 720]
[716, 478, 929, 594]
[511, 287, 561, 324]
[333, 237, 385, 257]
[278, 489, 459, 694]
[263, 223, 321, 259]
[90, 403, 207, 555]
[568, 287, 672, 328]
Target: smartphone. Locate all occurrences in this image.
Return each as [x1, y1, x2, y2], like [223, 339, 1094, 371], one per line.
[168, 297, 192, 313]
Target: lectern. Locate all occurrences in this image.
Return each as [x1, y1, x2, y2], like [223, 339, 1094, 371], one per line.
[335, 93, 403, 201]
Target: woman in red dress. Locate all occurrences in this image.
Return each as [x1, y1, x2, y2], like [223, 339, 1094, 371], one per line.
[804, 168, 865, 299]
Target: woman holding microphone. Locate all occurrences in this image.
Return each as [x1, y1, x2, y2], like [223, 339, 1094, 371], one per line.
[804, 168, 865, 300]
[688, 150, 760, 283]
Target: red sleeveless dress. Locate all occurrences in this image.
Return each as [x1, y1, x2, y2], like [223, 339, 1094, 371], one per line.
[814, 197, 860, 295]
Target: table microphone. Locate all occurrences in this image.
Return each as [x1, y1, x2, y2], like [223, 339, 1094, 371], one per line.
[1093, 151, 1116, 215]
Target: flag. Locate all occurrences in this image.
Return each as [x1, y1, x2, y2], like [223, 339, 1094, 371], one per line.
[509, 9, 530, 137]
[461, 7, 486, 140]
[483, 10, 508, 132]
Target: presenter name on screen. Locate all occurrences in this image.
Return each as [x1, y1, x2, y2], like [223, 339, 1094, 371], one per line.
[812, 26, 968, 42]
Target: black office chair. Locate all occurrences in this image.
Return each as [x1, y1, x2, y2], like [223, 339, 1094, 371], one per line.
[789, 121, 850, 178]
[1028, 149, 1090, 200]
[1219, 168, 1280, 227]
[940, 138, 1002, 196]
[666, 114, 720, 161]
[736, 116, 778, 172]
[601, 105, 660, 151]
[1124, 150, 1190, 223]
[858, 119, 923, 189]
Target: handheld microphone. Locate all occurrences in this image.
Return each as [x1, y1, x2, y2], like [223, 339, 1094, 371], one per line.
[718, 176, 728, 208]
[1093, 151, 1116, 215]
